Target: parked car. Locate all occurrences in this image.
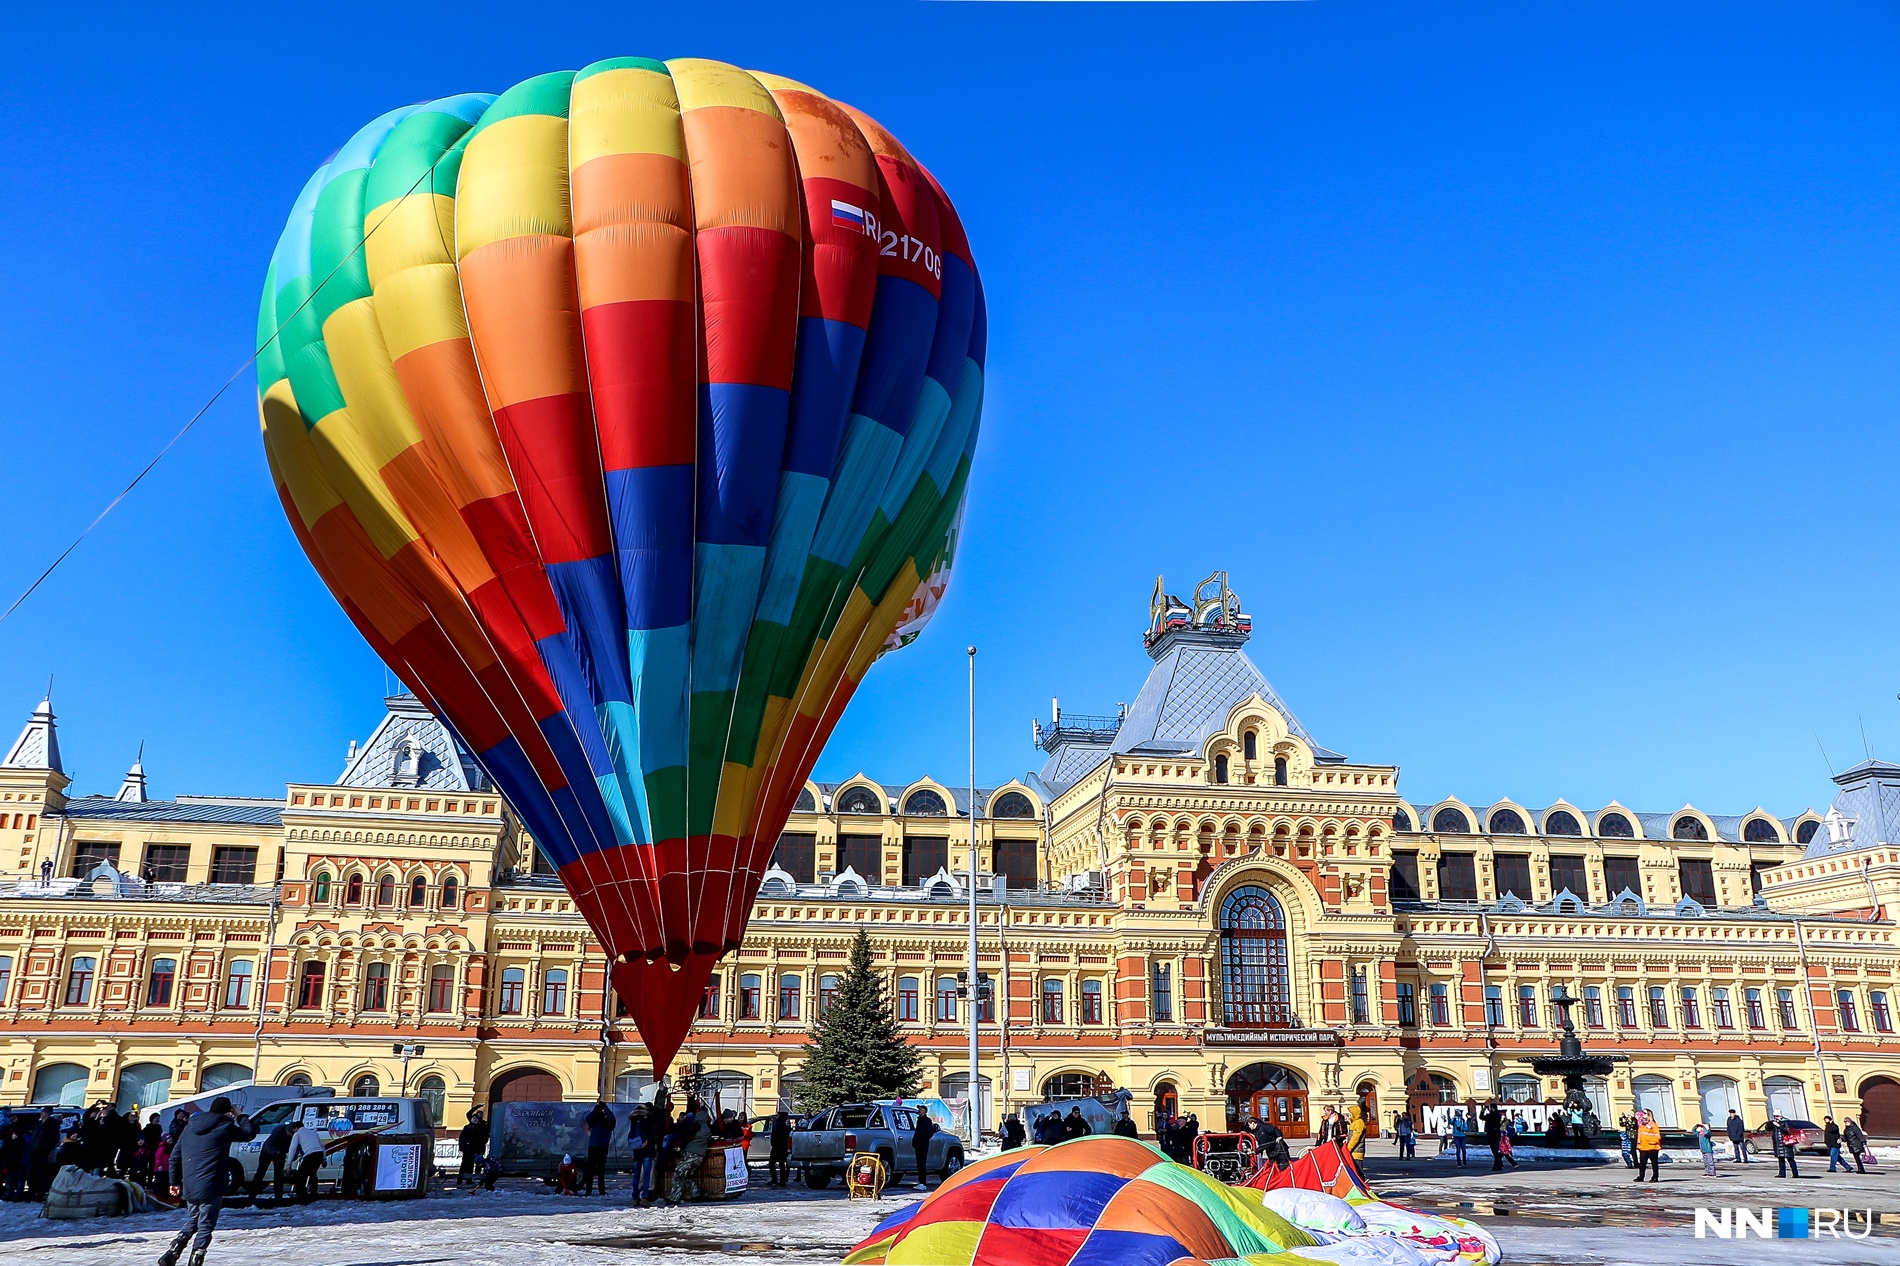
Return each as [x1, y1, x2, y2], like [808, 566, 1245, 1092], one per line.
[791, 1102, 962, 1189]
[1746, 1118, 1824, 1156]
[744, 1113, 813, 1167]
[230, 1096, 434, 1193]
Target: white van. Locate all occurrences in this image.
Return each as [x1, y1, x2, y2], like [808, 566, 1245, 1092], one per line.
[232, 1096, 435, 1192]
[146, 1080, 333, 1125]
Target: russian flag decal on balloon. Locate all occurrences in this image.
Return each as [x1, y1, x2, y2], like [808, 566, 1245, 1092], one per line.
[830, 197, 870, 231]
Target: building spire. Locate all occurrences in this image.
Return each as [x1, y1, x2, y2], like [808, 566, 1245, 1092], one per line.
[1, 696, 62, 774]
[115, 742, 147, 802]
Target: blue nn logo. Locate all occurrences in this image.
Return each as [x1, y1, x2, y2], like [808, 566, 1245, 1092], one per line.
[1777, 1207, 1809, 1239]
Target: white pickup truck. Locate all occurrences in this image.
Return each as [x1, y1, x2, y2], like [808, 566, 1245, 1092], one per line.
[792, 1101, 963, 1188]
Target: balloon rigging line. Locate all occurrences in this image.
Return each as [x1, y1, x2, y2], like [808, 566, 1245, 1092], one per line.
[0, 155, 447, 635]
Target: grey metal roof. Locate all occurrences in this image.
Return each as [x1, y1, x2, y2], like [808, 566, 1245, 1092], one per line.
[1110, 629, 1342, 763]
[1398, 800, 1815, 843]
[1, 697, 61, 773]
[338, 695, 490, 792]
[1036, 743, 1111, 796]
[56, 797, 284, 827]
[1804, 759, 1900, 858]
[808, 781, 1029, 818]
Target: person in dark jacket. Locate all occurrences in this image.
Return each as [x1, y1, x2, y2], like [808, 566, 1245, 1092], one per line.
[1725, 1110, 1749, 1162]
[54, 1130, 85, 1172]
[628, 1104, 659, 1206]
[161, 1097, 258, 1266]
[1062, 1107, 1089, 1139]
[457, 1109, 490, 1187]
[1824, 1116, 1844, 1171]
[1112, 1112, 1139, 1139]
[29, 1108, 60, 1199]
[1000, 1114, 1025, 1150]
[1842, 1118, 1869, 1174]
[910, 1109, 939, 1188]
[583, 1101, 616, 1195]
[251, 1120, 297, 1201]
[767, 1109, 793, 1187]
[1481, 1102, 1505, 1172]
[1766, 1114, 1800, 1178]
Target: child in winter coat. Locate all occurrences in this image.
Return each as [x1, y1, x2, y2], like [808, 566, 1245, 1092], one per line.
[1695, 1124, 1717, 1176]
[556, 1154, 580, 1195]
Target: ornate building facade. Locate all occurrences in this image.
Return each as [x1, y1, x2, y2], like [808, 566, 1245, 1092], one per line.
[3, 575, 1898, 1138]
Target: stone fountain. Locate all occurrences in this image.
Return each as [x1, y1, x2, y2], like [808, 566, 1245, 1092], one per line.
[1518, 984, 1626, 1145]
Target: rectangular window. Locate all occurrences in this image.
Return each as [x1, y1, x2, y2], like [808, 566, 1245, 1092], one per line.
[779, 975, 801, 1020]
[1081, 979, 1103, 1025]
[1517, 984, 1538, 1028]
[978, 974, 995, 1023]
[1548, 854, 1588, 899]
[1493, 853, 1533, 900]
[362, 962, 390, 1011]
[819, 974, 839, 1017]
[1745, 988, 1766, 1029]
[1602, 855, 1641, 899]
[143, 844, 190, 883]
[897, 977, 919, 1022]
[542, 968, 568, 1016]
[739, 973, 761, 1020]
[1678, 858, 1716, 905]
[1351, 969, 1369, 1024]
[498, 967, 524, 1016]
[1042, 978, 1064, 1024]
[1483, 984, 1503, 1027]
[995, 837, 1039, 890]
[1838, 990, 1860, 1032]
[771, 833, 816, 884]
[937, 978, 959, 1023]
[1152, 962, 1174, 1022]
[224, 961, 253, 1009]
[1396, 981, 1417, 1027]
[699, 974, 722, 1020]
[1429, 983, 1450, 1026]
[1712, 988, 1733, 1028]
[1873, 991, 1894, 1033]
[146, 958, 176, 1007]
[297, 961, 326, 1010]
[1750, 860, 1777, 897]
[70, 840, 119, 878]
[902, 835, 948, 887]
[65, 956, 96, 1006]
[1777, 988, 1799, 1030]
[1681, 987, 1700, 1028]
[0, 954, 11, 1005]
[1583, 985, 1604, 1028]
[210, 846, 258, 885]
[838, 834, 882, 881]
[1649, 986, 1669, 1028]
[1617, 986, 1637, 1028]
[1389, 852, 1421, 902]
[1437, 853, 1479, 901]
[428, 966, 455, 1014]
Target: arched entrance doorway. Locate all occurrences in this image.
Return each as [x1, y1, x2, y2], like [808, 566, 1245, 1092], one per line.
[1404, 1068, 1457, 1130]
[1225, 1063, 1307, 1138]
[1861, 1075, 1900, 1137]
[1356, 1081, 1380, 1138]
[488, 1065, 562, 1107]
[1152, 1080, 1179, 1135]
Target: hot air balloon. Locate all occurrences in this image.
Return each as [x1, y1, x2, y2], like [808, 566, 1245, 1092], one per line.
[256, 58, 982, 1074]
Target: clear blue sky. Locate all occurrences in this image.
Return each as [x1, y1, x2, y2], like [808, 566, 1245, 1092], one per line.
[0, 3, 1895, 818]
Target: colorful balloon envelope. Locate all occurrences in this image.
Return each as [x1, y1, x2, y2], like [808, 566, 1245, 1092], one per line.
[256, 58, 983, 1071]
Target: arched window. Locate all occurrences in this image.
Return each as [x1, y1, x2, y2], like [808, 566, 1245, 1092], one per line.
[200, 1062, 251, 1091]
[351, 1073, 381, 1096]
[361, 962, 390, 1011]
[1672, 816, 1708, 841]
[283, 1072, 313, 1087]
[1544, 810, 1582, 836]
[409, 875, 428, 907]
[838, 786, 882, 815]
[1273, 756, 1288, 786]
[311, 872, 331, 903]
[1743, 818, 1780, 843]
[30, 1062, 89, 1106]
[1042, 1072, 1097, 1100]
[440, 875, 458, 909]
[498, 968, 525, 1015]
[991, 792, 1034, 819]
[418, 1074, 446, 1125]
[1795, 819, 1819, 844]
[795, 787, 817, 812]
[376, 874, 396, 906]
[344, 872, 364, 904]
[1214, 755, 1229, 784]
[1489, 808, 1527, 834]
[1220, 886, 1292, 1027]
[1393, 809, 1413, 832]
[1597, 812, 1635, 838]
[903, 789, 947, 816]
[1431, 807, 1471, 834]
[1244, 731, 1258, 761]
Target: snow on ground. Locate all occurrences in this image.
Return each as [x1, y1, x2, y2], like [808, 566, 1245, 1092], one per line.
[8, 1149, 1900, 1266]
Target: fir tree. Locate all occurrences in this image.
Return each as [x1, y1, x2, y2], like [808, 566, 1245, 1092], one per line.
[796, 927, 922, 1111]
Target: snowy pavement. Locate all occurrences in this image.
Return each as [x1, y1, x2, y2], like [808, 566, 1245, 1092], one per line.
[7, 1152, 1900, 1266]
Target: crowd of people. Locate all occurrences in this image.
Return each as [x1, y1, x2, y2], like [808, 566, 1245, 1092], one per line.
[0, 1101, 197, 1201]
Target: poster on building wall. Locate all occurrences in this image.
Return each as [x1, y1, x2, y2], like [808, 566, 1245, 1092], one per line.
[374, 1143, 423, 1191]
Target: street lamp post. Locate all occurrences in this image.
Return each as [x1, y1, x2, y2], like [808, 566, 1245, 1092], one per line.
[967, 645, 980, 1146]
